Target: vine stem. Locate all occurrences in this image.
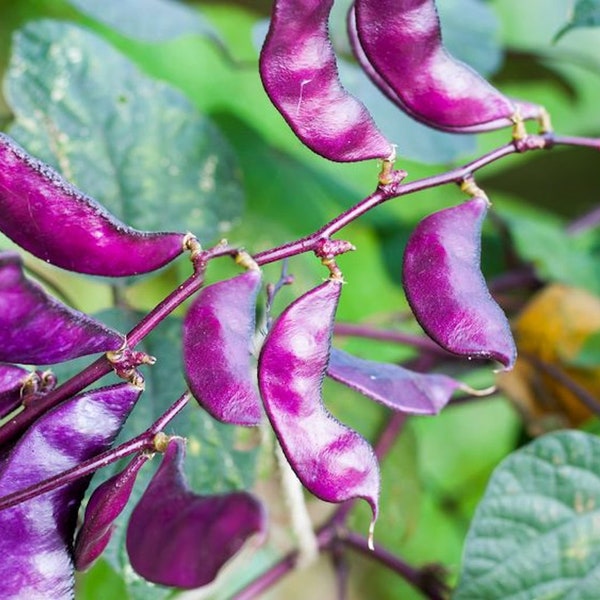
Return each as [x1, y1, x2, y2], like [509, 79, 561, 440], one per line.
[0, 392, 190, 512]
[0, 133, 596, 446]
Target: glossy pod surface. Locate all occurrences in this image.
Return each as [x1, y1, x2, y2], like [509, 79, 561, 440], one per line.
[126, 437, 266, 589]
[74, 453, 150, 571]
[258, 279, 380, 520]
[353, 0, 540, 132]
[0, 134, 185, 276]
[0, 252, 123, 364]
[0, 383, 140, 599]
[260, 0, 392, 161]
[327, 347, 462, 414]
[183, 269, 263, 426]
[402, 198, 516, 369]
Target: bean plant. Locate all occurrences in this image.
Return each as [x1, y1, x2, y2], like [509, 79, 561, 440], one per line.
[1, 0, 600, 598]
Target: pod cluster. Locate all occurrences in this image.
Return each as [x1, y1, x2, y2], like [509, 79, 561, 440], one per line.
[260, 0, 545, 161]
[182, 268, 493, 534]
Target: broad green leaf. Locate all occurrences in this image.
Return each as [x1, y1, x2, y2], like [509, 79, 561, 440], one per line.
[456, 430, 600, 599]
[4, 20, 243, 242]
[500, 208, 600, 294]
[556, 0, 600, 41]
[438, 0, 504, 76]
[77, 310, 258, 600]
[66, 0, 219, 43]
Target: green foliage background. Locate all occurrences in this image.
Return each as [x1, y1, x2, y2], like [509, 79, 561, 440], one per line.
[1, 0, 600, 598]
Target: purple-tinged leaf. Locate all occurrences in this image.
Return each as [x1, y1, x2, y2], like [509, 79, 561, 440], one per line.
[126, 437, 266, 589]
[327, 348, 462, 414]
[259, 0, 392, 162]
[352, 0, 542, 133]
[0, 383, 141, 599]
[0, 251, 123, 364]
[258, 279, 380, 524]
[183, 270, 263, 426]
[74, 453, 150, 571]
[402, 198, 516, 369]
[0, 133, 185, 276]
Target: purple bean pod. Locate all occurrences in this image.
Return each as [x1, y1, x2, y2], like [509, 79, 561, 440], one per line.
[0, 251, 124, 364]
[0, 383, 141, 599]
[74, 453, 151, 571]
[183, 269, 263, 426]
[126, 437, 266, 589]
[259, 0, 393, 162]
[258, 278, 380, 525]
[327, 347, 462, 414]
[0, 133, 186, 276]
[352, 0, 542, 133]
[402, 197, 516, 369]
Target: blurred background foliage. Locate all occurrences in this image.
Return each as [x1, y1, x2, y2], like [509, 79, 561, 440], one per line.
[0, 0, 599, 598]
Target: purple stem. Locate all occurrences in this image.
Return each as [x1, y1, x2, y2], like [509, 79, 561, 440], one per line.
[342, 531, 448, 600]
[0, 267, 206, 446]
[567, 205, 600, 235]
[333, 322, 452, 356]
[0, 391, 190, 512]
[522, 353, 600, 417]
[1, 132, 595, 448]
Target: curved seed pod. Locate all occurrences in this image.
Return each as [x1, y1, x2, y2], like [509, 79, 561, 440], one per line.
[0, 252, 124, 364]
[0, 383, 141, 600]
[0, 133, 185, 276]
[259, 0, 392, 162]
[126, 437, 266, 589]
[327, 348, 463, 414]
[74, 453, 151, 571]
[183, 269, 263, 426]
[402, 197, 516, 369]
[258, 279, 380, 526]
[352, 0, 541, 133]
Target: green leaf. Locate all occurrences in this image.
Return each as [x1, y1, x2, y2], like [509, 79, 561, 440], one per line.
[66, 0, 219, 42]
[77, 310, 259, 600]
[4, 20, 243, 242]
[556, 0, 600, 41]
[438, 0, 504, 76]
[500, 208, 600, 294]
[455, 430, 600, 600]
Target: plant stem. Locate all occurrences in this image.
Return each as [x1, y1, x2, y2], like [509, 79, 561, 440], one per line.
[342, 531, 448, 600]
[0, 392, 190, 512]
[333, 322, 451, 355]
[0, 435, 151, 512]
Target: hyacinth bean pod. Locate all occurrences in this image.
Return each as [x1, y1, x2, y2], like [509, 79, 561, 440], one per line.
[126, 437, 266, 589]
[327, 347, 463, 414]
[74, 453, 151, 571]
[0, 134, 186, 276]
[259, 0, 392, 162]
[0, 252, 124, 364]
[0, 383, 141, 599]
[402, 197, 516, 369]
[353, 0, 542, 133]
[183, 269, 263, 426]
[258, 279, 380, 524]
